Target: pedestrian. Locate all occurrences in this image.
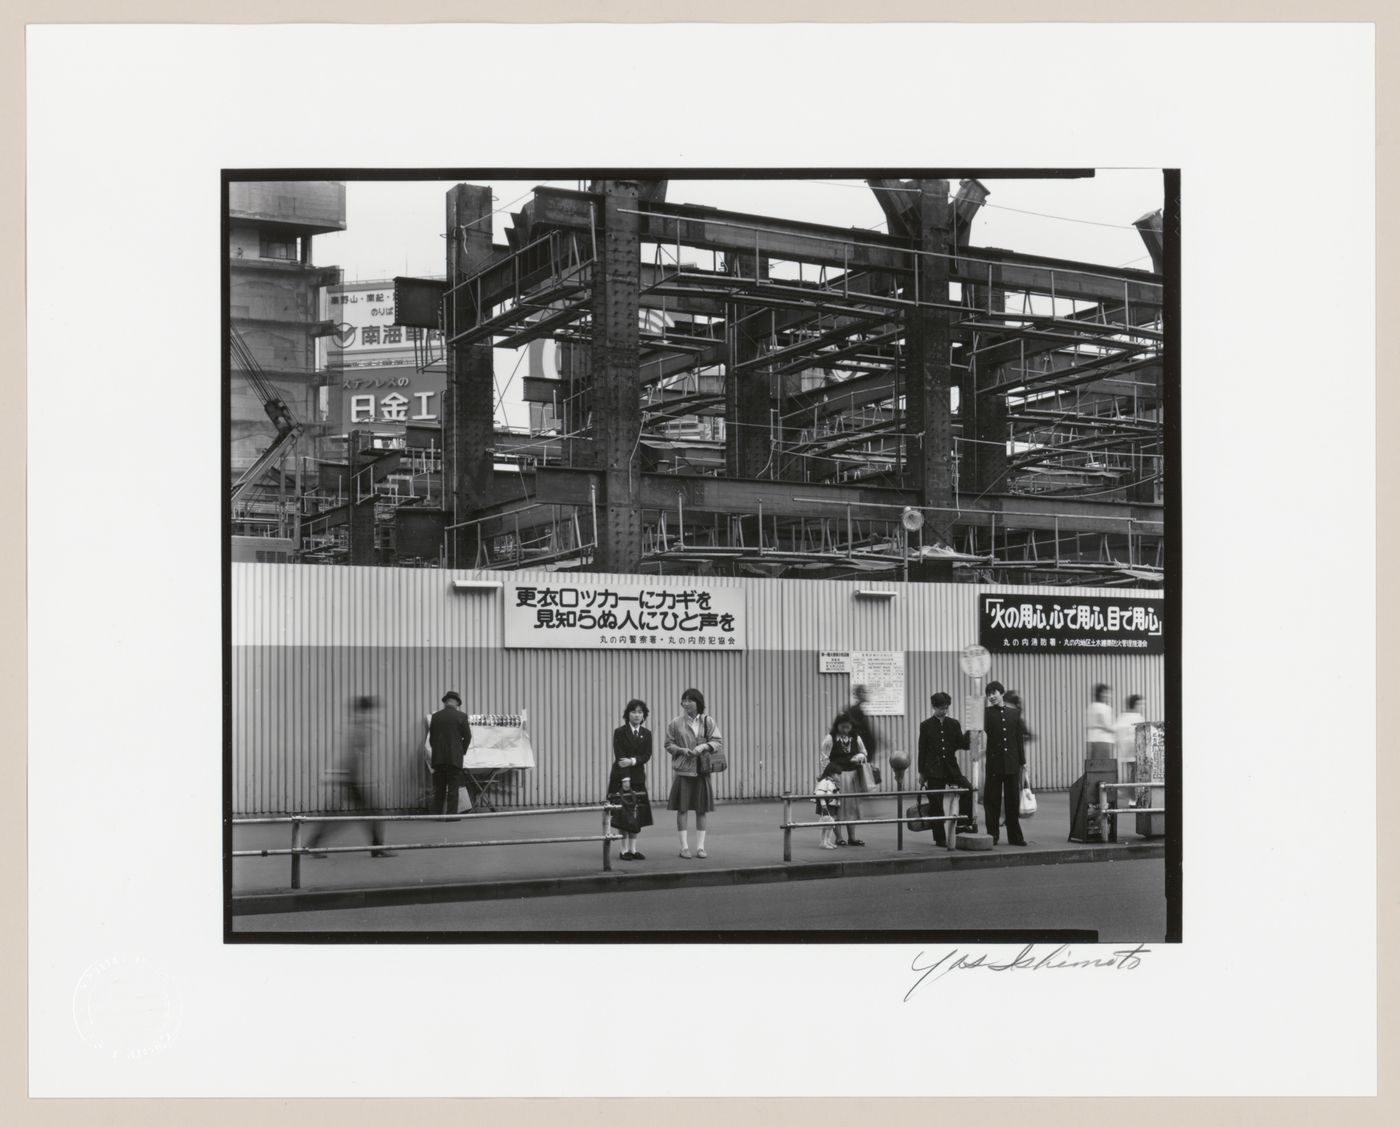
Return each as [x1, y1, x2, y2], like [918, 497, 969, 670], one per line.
[1003, 690, 1035, 742]
[982, 680, 1029, 847]
[820, 712, 870, 846]
[917, 691, 976, 845]
[428, 690, 473, 815]
[664, 687, 723, 859]
[813, 770, 842, 850]
[848, 683, 879, 762]
[307, 695, 396, 859]
[1087, 683, 1115, 759]
[1114, 694, 1146, 760]
[610, 698, 655, 861]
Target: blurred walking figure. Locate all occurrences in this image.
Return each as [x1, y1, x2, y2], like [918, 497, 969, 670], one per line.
[429, 690, 473, 815]
[847, 683, 879, 762]
[1114, 694, 1147, 760]
[1086, 683, 1115, 759]
[307, 695, 396, 859]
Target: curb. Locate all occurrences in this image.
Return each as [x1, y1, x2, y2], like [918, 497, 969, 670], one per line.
[230, 840, 1165, 916]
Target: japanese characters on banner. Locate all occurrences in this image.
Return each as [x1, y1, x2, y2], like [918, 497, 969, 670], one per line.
[503, 580, 747, 650]
[979, 594, 1164, 654]
[323, 284, 445, 355]
[818, 651, 852, 673]
[339, 366, 445, 430]
[849, 651, 905, 715]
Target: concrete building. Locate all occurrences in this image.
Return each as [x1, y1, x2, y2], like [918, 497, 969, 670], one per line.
[228, 181, 345, 552]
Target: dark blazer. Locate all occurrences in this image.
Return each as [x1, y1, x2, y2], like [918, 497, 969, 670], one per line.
[983, 703, 1026, 778]
[428, 707, 473, 769]
[609, 724, 653, 793]
[918, 714, 970, 783]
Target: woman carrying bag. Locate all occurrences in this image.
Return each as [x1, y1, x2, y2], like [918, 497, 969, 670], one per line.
[664, 687, 723, 859]
[820, 712, 870, 846]
[609, 698, 655, 861]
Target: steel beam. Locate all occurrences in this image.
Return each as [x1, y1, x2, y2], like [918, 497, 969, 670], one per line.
[590, 180, 645, 572]
[445, 184, 497, 564]
[904, 180, 956, 525]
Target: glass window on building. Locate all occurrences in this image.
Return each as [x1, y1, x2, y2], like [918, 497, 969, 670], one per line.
[259, 233, 297, 260]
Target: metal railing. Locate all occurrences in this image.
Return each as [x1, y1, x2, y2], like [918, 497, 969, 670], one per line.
[1096, 781, 1166, 841]
[233, 804, 622, 889]
[780, 787, 971, 862]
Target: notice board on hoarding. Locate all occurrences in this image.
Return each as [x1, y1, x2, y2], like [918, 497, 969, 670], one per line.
[978, 593, 1164, 654]
[849, 651, 905, 715]
[818, 651, 851, 673]
[502, 578, 746, 650]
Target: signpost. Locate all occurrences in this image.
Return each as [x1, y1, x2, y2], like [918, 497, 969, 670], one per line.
[960, 643, 990, 834]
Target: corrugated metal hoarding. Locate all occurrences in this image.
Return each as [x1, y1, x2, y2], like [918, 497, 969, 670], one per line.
[231, 564, 1164, 814]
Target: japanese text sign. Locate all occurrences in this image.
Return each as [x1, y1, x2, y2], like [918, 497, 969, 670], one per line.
[503, 580, 746, 650]
[978, 594, 1164, 654]
[850, 651, 905, 716]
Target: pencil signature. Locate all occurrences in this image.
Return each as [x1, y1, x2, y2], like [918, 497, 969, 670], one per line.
[904, 943, 1151, 1002]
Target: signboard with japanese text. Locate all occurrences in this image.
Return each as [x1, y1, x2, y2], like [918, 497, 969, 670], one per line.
[979, 594, 1164, 654]
[503, 580, 747, 650]
[819, 651, 852, 673]
[322, 282, 446, 356]
[849, 651, 905, 715]
[331, 364, 445, 432]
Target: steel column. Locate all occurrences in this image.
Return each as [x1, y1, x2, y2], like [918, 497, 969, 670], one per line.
[445, 184, 497, 563]
[905, 181, 956, 535]
[591, 181, 645, 572]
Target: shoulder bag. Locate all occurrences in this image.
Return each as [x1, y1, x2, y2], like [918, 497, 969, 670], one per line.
[697, 716, 728, 775]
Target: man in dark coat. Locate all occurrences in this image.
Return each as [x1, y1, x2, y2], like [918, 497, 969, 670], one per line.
[982, 680, 1028, 846]
[917, 691, 976, 844]
[428, 690, 473, 815]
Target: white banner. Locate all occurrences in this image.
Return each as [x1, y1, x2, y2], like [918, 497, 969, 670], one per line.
[503, 578, 746, 650]
[849, 651, 905, 715]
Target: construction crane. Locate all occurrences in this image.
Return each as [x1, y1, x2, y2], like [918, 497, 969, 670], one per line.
[230, 326, 304, 506]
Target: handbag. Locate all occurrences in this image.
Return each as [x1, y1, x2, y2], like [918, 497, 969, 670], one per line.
[858, 760, 877, 790]
[698, 747, 728, 775]
[1020, 783, 1038, 818]
[696, 717, 728, 775]
[906, 798, 935, 833]
[871, 763, 883, 786]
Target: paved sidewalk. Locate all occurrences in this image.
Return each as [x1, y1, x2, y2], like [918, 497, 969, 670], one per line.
[232, 789, 1163, 915]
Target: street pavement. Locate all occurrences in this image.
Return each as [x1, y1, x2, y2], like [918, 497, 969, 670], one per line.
[237, 857, 1168, 939]
[232, 788, 1164, 921]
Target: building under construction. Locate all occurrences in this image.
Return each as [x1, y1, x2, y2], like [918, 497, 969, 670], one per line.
[230, 176, 1167, 587]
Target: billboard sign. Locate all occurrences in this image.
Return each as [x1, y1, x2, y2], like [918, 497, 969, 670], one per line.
[978, 594, 1165, 654]
[503, 579, 746, 650]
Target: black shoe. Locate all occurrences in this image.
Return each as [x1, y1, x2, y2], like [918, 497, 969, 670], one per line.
[835, 839, 847, 846]
[370, 850, 398, 858]
[632, 851, 646, 860]
[990, 837, 1000, 846]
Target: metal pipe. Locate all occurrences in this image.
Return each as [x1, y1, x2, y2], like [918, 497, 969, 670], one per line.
[894, 768, 905, 851]
[290, 817, 302, 890]
[238, 833, 627, 859]
[783, 791, 792, 862]
[602, 803, 612, 872]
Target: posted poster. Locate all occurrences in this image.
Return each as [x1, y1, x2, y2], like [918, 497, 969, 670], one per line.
[849, 651, 905, 715]
[504, 578, 747, 649]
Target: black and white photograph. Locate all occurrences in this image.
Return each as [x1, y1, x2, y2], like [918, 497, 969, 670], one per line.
[225, 170, 1176, 939]
[24, 17, 1377, 1104]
